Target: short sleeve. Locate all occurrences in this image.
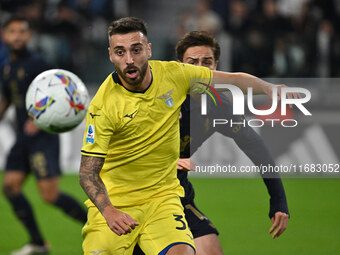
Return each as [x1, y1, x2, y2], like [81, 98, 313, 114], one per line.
[178, 63, 213, 95]
[81, 104, 115, 158]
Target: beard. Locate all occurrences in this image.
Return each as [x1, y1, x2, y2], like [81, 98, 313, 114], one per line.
[115, 61, 149, 86]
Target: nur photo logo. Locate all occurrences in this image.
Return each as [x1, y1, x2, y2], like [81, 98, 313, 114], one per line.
[198, 83, 312, 128]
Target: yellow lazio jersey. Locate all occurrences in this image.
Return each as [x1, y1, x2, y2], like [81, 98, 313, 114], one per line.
[81, 60, 212, 207]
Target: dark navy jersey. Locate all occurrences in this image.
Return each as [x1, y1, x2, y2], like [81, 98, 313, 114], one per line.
[179, 94, 289, 218]
[178, 97, 194, 204]
[1, 49, 60, 176]
[0, 49, 51, 133]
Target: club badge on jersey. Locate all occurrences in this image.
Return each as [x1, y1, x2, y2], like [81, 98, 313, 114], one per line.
[157, 88, 174, 107]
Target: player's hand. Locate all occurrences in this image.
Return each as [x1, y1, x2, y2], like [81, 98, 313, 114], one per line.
[102, 206, 139, 236]
[269, 211, 289, 238]
[264, 84, 301, 108]
[177, 158, 196, 171]
[24, 118, 40, 136]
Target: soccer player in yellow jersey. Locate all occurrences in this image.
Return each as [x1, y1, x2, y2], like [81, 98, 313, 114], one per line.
[79, 17, 294, 255]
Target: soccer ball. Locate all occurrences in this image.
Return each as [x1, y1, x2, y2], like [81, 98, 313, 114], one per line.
[26, 69, 90, 134]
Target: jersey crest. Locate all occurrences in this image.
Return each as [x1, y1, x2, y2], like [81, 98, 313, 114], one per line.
[157, 88, 174, 107]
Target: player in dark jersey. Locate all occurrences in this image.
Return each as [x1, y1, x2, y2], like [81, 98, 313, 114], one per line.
[0, 16, 87, 255]
[176, 31, 289, 254]
[132, 31, 289, 255]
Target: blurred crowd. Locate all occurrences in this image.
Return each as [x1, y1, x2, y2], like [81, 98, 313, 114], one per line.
[171, 0, 340, 78]
[0, 0, 117, 82]
[1, 0, 340, 82]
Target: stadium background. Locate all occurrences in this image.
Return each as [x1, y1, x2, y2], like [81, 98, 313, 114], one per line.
[0, 0, 339, 254]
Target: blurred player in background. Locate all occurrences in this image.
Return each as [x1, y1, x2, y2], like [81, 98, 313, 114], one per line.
[79, 17, 292, 255]
[133, 31, 290, 255]
[0, 16, 87, 255]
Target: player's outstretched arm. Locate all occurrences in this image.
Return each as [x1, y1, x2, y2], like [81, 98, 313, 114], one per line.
[79, 155, 139, 235]
[235, 133, 289, 238]
[236, 138, 289, 238]
[212, 71, 301, 102]
[213, 110, 289, 238]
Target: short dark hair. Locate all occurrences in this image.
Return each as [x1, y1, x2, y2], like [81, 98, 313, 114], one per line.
[175, 31, 220, 62]
[108, 17, 148, 38]
[2, 16, 30, 29]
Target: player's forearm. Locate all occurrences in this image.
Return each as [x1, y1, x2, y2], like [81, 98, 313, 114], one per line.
[212, 71, 272, 94]
[79, 155, 113, 213]
[263, 178, 289, 218]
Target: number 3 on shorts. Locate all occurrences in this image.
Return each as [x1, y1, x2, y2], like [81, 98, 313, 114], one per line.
[173, 214, 187, 230]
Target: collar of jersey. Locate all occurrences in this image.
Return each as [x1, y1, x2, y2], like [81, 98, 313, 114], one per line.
[112, 68, 153, 94]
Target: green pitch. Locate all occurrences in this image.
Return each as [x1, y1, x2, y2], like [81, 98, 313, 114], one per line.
[0, 173, 86, 254]
[0, 173, 339, 254]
